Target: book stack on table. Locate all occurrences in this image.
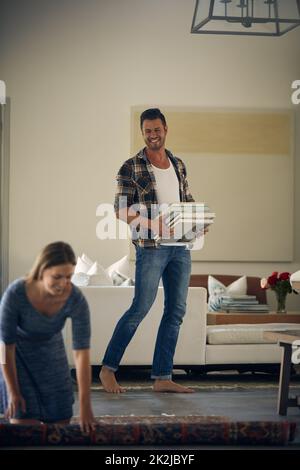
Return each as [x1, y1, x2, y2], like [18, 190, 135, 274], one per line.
[219, 295, 270, 313]
[154, 202, 216, 244]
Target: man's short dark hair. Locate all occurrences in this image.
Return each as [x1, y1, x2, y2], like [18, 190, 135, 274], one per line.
[140, 108, 167, 129]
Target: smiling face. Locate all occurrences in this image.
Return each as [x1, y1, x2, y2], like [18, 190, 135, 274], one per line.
[40, 263, 74, 297]
[141, 118, 168, 152]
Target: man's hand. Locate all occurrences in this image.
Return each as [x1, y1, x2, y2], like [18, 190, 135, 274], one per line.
[195, 226, 209, 238]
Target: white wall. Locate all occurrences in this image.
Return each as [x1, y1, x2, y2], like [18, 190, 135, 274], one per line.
[0, 0, 300, 310]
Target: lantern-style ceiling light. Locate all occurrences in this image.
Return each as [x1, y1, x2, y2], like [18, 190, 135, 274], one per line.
[191, 0, 300, 36]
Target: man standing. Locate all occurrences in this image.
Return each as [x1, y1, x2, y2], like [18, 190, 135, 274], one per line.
[100, 108, 200, 393]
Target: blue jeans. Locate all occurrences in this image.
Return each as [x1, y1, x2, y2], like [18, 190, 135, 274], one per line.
[102, 245, 191, 379]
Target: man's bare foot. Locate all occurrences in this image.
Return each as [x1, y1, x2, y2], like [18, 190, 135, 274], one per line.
[153, 379, 195, 393]
[99, 366, 126, 393]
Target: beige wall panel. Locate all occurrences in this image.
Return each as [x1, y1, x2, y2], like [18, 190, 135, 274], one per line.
[184, 151, 293, 261]
[132, 109, 291, 155]
[1, 0, 299, 286]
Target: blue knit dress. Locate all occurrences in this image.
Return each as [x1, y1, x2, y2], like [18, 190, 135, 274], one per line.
[0, 279, 90, 422]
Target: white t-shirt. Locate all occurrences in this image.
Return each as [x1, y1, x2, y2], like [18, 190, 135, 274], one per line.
[151, 159, 180, 205]
[151, 159, 187, 246]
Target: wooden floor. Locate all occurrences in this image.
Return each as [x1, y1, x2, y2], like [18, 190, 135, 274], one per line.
[79, 369, 300, 423]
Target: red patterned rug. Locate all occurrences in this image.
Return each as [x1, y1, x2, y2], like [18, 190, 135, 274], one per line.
[0, 416, 297, 446]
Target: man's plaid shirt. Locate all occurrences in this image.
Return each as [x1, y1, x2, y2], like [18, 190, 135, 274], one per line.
[114, 148, 195, 247]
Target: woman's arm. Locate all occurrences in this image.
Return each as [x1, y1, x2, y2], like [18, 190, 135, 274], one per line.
[1, 344, 26, 418]
[73, 348, 95, 433]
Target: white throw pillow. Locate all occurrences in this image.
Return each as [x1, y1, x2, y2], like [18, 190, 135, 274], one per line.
[87, 262, 113, 285]
[71, 272, 90, 287]
[74, 254, 113, 286]
[87, 261, 98, 275]
[81, 253, 94, 268]
[105, 255, 133, 280]
[120, 277, 135, 287]
[208, 275, 247, 311]
[109, 270, 129, 286]
[74, 255, 93, 274]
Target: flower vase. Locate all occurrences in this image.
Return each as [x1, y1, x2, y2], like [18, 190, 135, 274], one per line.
[275, 291, 287, 314]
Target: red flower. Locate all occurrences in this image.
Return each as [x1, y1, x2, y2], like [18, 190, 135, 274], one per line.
[261, 271, 293, 297]
[279, 272, 290, 281]
[268, 273, 278, 286]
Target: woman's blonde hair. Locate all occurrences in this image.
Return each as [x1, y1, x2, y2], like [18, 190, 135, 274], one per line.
[26, 241, 76, 281]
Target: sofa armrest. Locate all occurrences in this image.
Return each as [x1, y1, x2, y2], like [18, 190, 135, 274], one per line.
[175, 287, 207, 365]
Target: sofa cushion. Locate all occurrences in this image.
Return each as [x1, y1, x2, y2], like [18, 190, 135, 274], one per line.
[74, 255, 93, 274]
[208, 275, 247, 311]
[189, 274, 267, 304]
[106, 255, 132, 278]
[73, 256, 113, 286]
[207, 323, 300, 345]
[105, 255, 135, 286]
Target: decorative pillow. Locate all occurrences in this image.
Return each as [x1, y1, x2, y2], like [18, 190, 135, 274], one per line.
[105, 255, 133, 279]
[109, 270, 134, 286]
[87, 262, 113, 286]
[74, 255, 93, 274]
[73, 254, 113, 286]
[81, 253, 94, 268]
[71, 272, 90, 287]
[119, 277, 135, 287]
[208, 275, 247, 311]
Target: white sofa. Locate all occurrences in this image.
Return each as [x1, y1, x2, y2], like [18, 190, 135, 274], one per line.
[64, 286, 206, 367]
[63, 286, 300, 370]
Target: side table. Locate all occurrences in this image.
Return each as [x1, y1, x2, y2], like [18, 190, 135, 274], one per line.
[263, 330, 300, 415]
[207, 311, 300, 325]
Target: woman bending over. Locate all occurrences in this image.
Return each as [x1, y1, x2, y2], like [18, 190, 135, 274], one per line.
[0, 241, 95, 433]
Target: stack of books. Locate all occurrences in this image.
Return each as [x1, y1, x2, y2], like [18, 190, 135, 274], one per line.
[219, 295, 270, 313]
[154, 202, 216, 244]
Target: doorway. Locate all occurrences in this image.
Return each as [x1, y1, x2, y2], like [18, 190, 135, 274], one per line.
[0, 100, 9, 296]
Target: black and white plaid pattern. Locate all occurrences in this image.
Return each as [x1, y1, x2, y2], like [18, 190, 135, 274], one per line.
[114, 148, 195, 247]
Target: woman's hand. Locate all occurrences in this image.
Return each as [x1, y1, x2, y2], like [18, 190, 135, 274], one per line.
[73, 349, 95, 434]
[5, 393, 26, 419]
[79, 402, 96, 434]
